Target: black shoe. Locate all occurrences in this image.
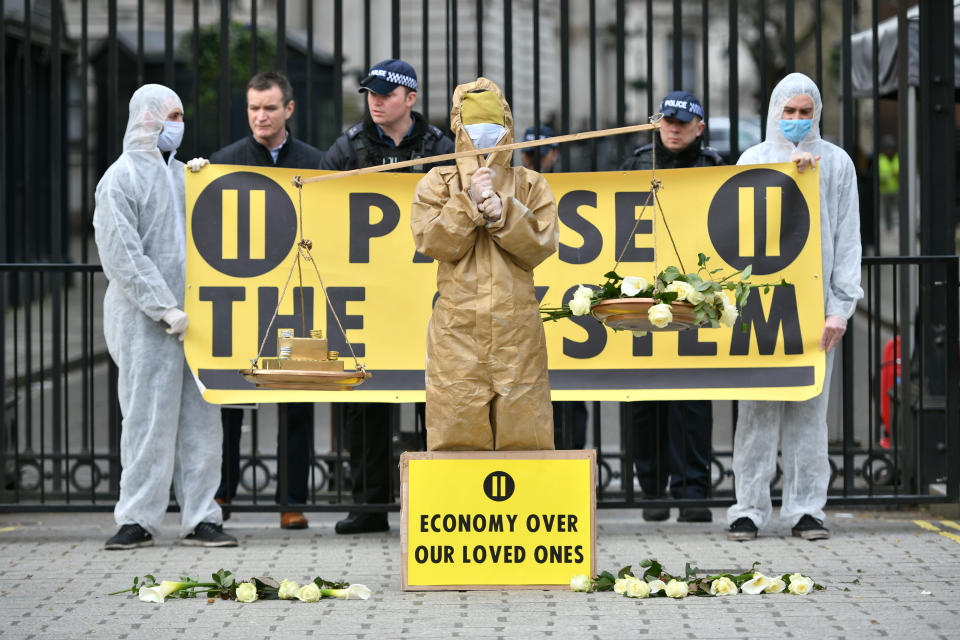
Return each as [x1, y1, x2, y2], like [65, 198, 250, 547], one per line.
[182, 522, 238, 547]
[104, 523, 154, 550]
[335, 512, 390, 534]
[727, 517, 758, 541]
[677, 507, 713, 523]
[791, 514, 829, 540]
[641, 507, 670, 522]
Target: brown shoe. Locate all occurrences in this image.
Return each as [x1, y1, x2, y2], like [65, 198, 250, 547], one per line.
[216, 497, 231, 522]
[280, 511, 309, 529]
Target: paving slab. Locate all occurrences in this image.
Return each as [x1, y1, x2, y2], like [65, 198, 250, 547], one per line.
[1, 508, 959, 639]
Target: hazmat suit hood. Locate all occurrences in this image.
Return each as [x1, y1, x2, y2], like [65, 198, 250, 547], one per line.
[450, 77, 515, 186]
[763, 72, 823, 150]
[123, 84, 184, 153]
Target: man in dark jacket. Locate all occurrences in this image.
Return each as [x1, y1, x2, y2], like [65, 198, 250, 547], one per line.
[619, 91, 722, 523]
[323, 59, 454, 534]
[206, 71, 323, 530]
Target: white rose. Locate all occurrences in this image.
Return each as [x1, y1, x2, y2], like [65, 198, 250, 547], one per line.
[787, 573, 814, 595]
[235, 582, 258, 603]
[277, 579, 299, 600]
[665, 579, 689, 599]
[647, 579, 667, 595]
[631, 330, 648, 338]
[620, 276, 649, 297]
[569, 574, 592, 592]
[765, 577, 787, 594]
[740, 572, 774, 595]
[709, 576, 738, 596]
[574, 284, 592, 300]
[720, 303, 739, 327]
[647, 303, 673, 328]
[665, 280, 694, 302]
[568, 295, 592, 316]
[613, 577, 630, 595]
[297, 582, 321, 602]
[686, 288, 705, 305]
[625, 578, 651, 599]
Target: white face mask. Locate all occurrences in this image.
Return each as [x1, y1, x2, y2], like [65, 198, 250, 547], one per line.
[464, 123, 507, 151]
[157, 120, 184, 151]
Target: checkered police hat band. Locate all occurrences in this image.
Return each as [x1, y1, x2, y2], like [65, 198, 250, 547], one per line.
[369, 68, 418, 91]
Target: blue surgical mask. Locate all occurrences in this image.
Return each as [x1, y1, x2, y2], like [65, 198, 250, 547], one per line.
[779, 119, 812, 144]
[157, 120, 184, 151]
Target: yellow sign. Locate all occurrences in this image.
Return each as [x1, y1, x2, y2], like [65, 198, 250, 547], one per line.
[184, 163, 823, 403]
[400, 451, 596, 590]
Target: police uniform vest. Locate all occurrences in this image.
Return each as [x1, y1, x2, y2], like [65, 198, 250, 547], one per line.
[347, 121, 446, 173]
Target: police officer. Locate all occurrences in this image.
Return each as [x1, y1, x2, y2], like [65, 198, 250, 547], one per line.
[620, 91, 722, 523]
[320, 59, 454, 172]
[323, 59, 454, 534]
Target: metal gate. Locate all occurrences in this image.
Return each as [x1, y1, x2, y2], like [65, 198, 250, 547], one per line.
[1, 0, 957, 513]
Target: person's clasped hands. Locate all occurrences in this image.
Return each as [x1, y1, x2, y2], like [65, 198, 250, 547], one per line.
[469, 167, 502, 223]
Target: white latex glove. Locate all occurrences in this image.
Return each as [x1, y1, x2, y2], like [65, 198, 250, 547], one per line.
[162, 307, 189, 341]
[187, 157, 209, 172]
[819, 315, 847, 352]
[469, 167, 494, 205]
[790, 149, 820, 173]
[479, 194, 502, 222]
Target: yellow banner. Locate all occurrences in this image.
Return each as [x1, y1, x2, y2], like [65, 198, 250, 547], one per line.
[185, 163, 823, 403]
[401, 451, 595, 589]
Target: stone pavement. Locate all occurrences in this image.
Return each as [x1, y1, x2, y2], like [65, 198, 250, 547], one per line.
[2, 508, 960, 639]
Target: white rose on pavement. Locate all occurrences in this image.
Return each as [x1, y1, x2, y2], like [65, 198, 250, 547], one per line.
[665, 579, 689, 599]
[787, 573, 814, 595]
[569, 574, 592, 592]
[235, 582, 258, 603]
[613, 577, 630, 595]
[709, 576, 738, 596]
[647, 303, 673, 328]
[625, 578, 651, 599]
[278, 579, 299, 600]
[297, 583, 322, 602]
[765, 577, 787, 594]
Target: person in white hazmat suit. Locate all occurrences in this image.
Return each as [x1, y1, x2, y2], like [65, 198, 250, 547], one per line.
[726, 73, 863, 542]
[95, 84, 237, 549]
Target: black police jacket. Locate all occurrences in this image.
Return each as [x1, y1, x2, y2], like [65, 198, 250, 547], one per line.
[320, 111, 454, 172]
[619, 135, 724, 171]
[209, 130, 323, 169]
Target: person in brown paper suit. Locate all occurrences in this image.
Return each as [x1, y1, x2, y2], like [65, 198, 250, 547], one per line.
[411, 77, 559, 451]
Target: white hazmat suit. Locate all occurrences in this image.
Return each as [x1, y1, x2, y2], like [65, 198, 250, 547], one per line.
[94, 84, 222, 537]
[727, 73, 863, 530]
